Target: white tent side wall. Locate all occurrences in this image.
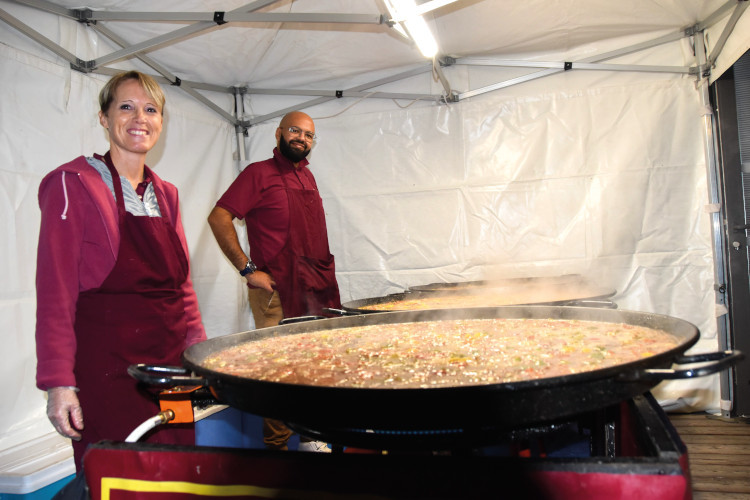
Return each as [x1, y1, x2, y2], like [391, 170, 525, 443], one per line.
[306, 73, 717, 415]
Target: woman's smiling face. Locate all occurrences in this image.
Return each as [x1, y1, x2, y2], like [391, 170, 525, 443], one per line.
[99, 78, 163, 156]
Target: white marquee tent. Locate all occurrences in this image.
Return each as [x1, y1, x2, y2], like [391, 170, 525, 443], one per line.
[1, 0, 749, 488]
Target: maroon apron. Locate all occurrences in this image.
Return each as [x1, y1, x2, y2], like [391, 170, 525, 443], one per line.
[265, 165, 341, 318]
[72, 153, 192, 469]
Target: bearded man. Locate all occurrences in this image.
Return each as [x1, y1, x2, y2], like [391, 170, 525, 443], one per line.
[208, 111, 340, 452]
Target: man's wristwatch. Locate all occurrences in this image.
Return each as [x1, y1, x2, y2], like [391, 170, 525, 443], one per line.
[239, 260, 257, 277]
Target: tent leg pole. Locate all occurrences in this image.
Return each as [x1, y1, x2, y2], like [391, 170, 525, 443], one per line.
[234, 88, 246, 165]
[695, 31, 733, 417]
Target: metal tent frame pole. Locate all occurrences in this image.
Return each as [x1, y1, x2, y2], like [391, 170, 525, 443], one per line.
[453, 29, 693, 101]
[695, 29, 733, 417]
[692, 0, 750, 418]
[242, 64, 440, 127]
[704, 1, 750, 68]
[3, 0, 746, 127]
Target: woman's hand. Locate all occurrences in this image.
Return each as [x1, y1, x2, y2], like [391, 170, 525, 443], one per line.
[47, 386, 84, 440]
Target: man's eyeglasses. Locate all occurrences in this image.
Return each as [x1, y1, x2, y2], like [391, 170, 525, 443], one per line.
[286, 126, 316, 142]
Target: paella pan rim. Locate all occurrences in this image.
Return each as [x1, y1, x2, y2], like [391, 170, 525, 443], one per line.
[181, 306, 700, 431]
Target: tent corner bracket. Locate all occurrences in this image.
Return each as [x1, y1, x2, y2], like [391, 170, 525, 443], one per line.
[214, 12, 227, 25]
[72, 8, 94, 25]
[684, 24, 700, 37]
[70, 59, 95, 74]
[689, 64, 711, 78]
[441, 92, 459, 104]
[438, 56, 456, 67]
[235, 124, 248, 137]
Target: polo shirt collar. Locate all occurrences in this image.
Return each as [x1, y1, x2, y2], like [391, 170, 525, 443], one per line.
[273, 147, 309, 171]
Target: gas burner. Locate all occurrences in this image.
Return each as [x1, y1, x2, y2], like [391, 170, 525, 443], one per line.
[285, 415, 593, 453]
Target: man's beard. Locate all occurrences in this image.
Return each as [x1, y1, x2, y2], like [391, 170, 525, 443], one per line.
[279, 135, 310, 163]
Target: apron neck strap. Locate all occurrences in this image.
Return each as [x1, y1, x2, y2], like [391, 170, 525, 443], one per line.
[101, 152, 126, 214]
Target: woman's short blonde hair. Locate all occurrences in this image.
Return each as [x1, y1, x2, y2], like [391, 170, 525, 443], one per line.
[98, 71, 165, 115]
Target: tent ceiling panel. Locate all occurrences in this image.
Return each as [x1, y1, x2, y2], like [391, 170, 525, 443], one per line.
[433, 2, 709, 57]
[708, 2, 750, 81]
[2, 0, 748, 123]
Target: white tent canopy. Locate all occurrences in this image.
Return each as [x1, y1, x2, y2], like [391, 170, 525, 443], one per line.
[2, 0, 749, 470]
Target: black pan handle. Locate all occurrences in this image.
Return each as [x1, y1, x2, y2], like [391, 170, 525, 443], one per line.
[128, 364, 208, 387]
[617, 350, 744, 382]
[279, 315, 326, 325]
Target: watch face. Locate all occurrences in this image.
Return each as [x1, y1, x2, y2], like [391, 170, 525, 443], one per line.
[240, 261, 256, 276]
